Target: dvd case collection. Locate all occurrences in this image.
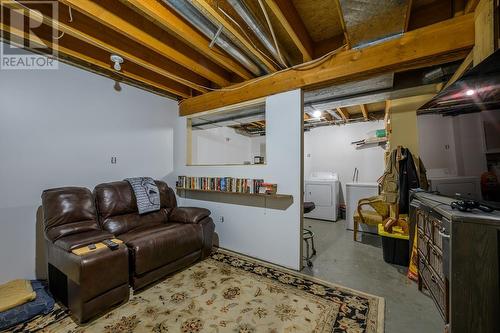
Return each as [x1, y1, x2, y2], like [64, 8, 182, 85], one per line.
[176, 176, 265, 194]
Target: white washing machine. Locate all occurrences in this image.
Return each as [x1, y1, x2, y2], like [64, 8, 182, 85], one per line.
[304, 172, 340, 221]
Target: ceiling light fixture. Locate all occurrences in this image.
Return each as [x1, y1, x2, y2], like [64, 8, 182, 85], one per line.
[312, 110, 322, 118]
[465, 89, 475, 96]
[110, 54, 124, 71]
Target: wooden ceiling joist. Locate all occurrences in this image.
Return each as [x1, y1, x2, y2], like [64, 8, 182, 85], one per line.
[333, 0, 350, 48]
[360, 104, 368, 120]
[190, 0, 280, 73]
[60, 0, 232, 87]
[122, 0, 253, 81]
[322, 112, 333, 121]
[3, 0, 209, 94]
[336, 107, 349, 121]
[465, 0, 481, 13]
[0, 22, 191, 98]
[265, 0, 314, 62]
[444, 50, 474, 89]
[179, 14, 475, 115]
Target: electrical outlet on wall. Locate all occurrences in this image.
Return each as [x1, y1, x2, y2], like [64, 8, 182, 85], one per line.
[111, 156, 117, 164]
[218, 216, 224, 223]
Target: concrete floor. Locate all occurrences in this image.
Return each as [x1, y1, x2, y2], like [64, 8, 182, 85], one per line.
[301, 218, 443, 333]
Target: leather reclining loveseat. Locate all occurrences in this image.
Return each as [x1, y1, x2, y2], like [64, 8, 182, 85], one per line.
[41, 180, 214, 323]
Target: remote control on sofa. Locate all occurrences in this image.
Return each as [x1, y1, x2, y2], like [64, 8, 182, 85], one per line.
[102, 239, 119, 250]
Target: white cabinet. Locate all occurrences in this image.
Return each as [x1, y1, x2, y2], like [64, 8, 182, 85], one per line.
[346, 183, 379, 233]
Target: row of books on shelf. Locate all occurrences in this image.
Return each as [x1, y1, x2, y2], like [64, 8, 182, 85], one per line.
[176, 176, 276, 194]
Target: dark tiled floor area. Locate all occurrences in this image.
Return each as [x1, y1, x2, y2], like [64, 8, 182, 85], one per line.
[301, 218, 443, 333]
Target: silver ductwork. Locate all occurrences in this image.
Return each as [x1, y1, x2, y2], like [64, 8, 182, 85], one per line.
[227, 0, 290, 68]
[162, 0, 264, 76]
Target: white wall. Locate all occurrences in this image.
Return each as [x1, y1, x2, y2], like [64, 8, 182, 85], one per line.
[250, 135, 266, 161]
[418, 112, 488, 178]
[304, 121, 385, 203]
[175, 90, 303, 270]
[417, 114, 458, 177]
[192, 127, 253, 165]
[0, 51, 178, 283]
[452, 113, 487, 176]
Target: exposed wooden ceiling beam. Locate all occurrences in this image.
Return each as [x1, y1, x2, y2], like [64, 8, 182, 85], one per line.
[122, 0, 252, 81]
[360, 104, 368, 120]
[444, 50, 474, 89]
[465, 0, 481, 13]
[0, 22, 191, 98]
[60, 0, 232, 87]
[190, 0, 279, 72]
[384, 100, 392, 133]
[180, 14, 475, 115]
[336, 107, 350, 121]
[404, 0, 413, 31]
[473, 0, 495, 65]
[322, 112, 333, 121]
[333, 0, 351, 48]
[4, 0, 208, 95]
[264, 0, 314, 62]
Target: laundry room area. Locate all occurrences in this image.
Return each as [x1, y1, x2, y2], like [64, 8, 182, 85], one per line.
[301, 78, 391, 267]
[302, 112, 387, 263]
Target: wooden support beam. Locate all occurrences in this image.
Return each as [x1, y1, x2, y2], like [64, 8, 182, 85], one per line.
[0, 22, 191, 98]
[3, 0, 208, 94]
[322, 112, 333, 121]
[180, 14, 475, 116]
[404, 0, 413, 31]
[336, 107, 350, 121]
[333, 0, 351, 48]
[264, 0, 314, 61]
[444, 50, 474, 88]
[465, 0, 481, 13]
[473, 0, 495, 65]
[60, 0, 232, 87]
[384, 100, 392, 136]
[360, 104, 368, 120]
[122, 0, 252, 80]
[191, 0, 279, 73]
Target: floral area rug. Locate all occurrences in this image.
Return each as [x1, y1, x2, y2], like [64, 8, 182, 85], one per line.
[6, 250, 384, 333]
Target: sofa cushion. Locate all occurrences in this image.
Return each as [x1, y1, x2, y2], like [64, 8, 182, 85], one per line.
[41, 187, 100, 242]
[120, 223, 202, 275]
[169, 207, 211, 224]
[98, 211, 168, 236]
[54, 230, 114, 251]
[94, 180, 177, 235]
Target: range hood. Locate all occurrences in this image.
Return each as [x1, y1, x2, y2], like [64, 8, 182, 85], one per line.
[418, 50, 500, 116]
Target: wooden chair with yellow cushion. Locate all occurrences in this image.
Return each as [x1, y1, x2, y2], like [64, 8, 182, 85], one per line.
[353, 196, 390, 241]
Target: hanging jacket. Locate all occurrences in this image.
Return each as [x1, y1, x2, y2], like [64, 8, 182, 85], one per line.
[399, 148, 420, 214]
[378, 149, 399, 204]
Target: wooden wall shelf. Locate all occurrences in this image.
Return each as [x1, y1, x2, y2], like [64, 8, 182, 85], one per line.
[176, 187, 293, 200]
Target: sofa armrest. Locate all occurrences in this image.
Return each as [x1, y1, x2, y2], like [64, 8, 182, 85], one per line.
[169, 207, 211, 224]
[53, 230, 114, 252]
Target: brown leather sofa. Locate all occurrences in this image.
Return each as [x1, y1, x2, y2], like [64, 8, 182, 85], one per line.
[41, 180, 214, 322]
[93, 180, 215, 289]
